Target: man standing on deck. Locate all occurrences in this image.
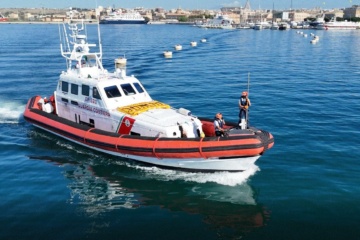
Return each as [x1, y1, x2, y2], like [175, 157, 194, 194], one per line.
[238, 91, 251, 129]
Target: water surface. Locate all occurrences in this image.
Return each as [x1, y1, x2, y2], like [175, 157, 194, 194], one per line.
[0, 24, 359, 239]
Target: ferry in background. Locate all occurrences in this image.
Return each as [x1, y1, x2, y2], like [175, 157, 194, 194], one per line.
[0, 13, 8, 22]
[100, 9, 147, 24]
[316, 17, 360, 30]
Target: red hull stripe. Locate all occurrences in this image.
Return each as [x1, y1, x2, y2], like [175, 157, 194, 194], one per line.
[24, 97, 274, 158]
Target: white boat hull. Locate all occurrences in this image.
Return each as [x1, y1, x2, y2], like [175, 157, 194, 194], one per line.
[33, 123, 260, 172]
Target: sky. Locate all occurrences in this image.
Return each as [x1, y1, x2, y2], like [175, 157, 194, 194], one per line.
[0, 0, 357, 10]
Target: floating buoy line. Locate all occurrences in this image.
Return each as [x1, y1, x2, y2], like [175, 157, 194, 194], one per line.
[162, 38, 207, 58]
[163, 51, 173, 58]
[296, 31, 320, 44]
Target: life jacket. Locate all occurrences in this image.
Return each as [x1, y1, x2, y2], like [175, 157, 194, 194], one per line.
[240, 97, 249, 109]
[214, 118, 224, 130]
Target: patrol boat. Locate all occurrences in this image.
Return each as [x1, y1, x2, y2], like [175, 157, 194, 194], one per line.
[23, 21, 274, 172]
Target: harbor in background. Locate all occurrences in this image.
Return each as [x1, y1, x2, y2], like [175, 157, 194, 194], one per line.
[1, 2, 360, 29]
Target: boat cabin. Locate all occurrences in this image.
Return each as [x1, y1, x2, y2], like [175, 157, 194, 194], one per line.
[51, 22, 203, 139]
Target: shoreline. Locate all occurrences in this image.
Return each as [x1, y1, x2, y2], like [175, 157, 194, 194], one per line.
[0, 21, 195, 25]
[0, 21, 98, 24]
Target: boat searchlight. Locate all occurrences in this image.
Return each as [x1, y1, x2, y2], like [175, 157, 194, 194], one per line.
[115, 57, 127, 78]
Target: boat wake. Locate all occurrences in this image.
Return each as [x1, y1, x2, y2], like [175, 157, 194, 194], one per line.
[131, 164, 260, 186]
[0, 100, 25, 124]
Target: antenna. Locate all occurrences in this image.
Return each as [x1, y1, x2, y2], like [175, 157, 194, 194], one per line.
[247, 72, 250, 96]
[247, 72, 250, 126]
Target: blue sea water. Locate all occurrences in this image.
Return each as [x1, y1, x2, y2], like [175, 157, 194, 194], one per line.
[0, 23, 360, 239]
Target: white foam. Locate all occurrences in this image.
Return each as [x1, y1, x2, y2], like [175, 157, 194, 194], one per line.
[0, 100, 25, 124]
[131, 163, 260, 186]
[56, 141, 100, 158]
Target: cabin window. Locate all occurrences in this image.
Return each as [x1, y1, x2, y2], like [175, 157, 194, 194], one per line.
[92, 87, 101, 100]
[88, 58, 97, 67]
[82, 85, 90, 96]
[89, 119, 95, 127]
[133, 82, 145, 93]
[104, 85, 121, 98]
[120, 83, 136, 96]
[61, 81, 69, 92]
[71, 84, 78, 95]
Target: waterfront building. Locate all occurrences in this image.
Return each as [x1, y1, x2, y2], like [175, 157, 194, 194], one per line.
[289, 11, 310, 22]
[324, 9, 344, 19]
[8, 12, 19, 20]
[344, 5, 360, 18]
[239, 0, 252, 23]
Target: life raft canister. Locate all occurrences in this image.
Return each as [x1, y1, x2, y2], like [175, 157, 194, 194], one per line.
[118, 116, 136, 134]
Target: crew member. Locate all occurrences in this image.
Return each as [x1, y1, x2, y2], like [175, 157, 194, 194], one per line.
[238, 91, 251, 128]
[214, 113, 226, 137]
[38, 97, 54, 113]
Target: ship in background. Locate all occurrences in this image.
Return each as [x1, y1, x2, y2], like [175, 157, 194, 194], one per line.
[196, 13, 235, 29]
[316, 17, 360, 30]
[100, 9, 147, 24]
[0, 12, 8, 22]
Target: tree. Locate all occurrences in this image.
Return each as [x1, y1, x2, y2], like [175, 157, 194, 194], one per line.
[178, 16, 188, 22]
